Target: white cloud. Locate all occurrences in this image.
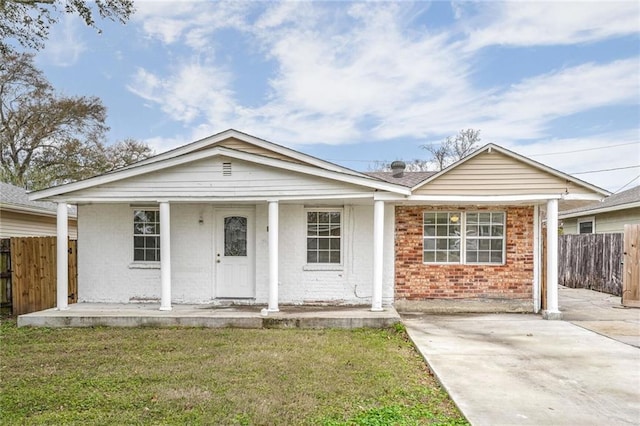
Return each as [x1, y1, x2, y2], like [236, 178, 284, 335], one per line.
[127, 62, 235, 124]
[463, 1, 640, 50]
[40, 14, 87, 67]
[123, 1, 639, 159]
[133, 0, 250, 50]
[502, 131, 640, 192]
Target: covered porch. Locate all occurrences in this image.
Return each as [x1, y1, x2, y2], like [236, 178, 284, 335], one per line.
[17, 302, 401, 329]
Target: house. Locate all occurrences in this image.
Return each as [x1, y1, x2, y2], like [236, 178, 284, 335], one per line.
[0, 182, 77, 238]
[559, 185, 640, 234]
[29, 129, 607, 319]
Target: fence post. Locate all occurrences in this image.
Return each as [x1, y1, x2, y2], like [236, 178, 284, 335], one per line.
[57, 203, 69, 310]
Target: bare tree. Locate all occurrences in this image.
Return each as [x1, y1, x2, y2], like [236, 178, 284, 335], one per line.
[0, 0, 134, 54]
[450, 128, 480, 161]
[0, 53, 151, 190]
[422, 129, 481, 170]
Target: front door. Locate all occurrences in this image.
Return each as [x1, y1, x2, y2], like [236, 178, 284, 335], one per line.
[215, 209, 255, 298]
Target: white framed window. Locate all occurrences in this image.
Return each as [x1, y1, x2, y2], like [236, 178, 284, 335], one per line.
[423, 211, 506, 265]
[577, 217, 595, 234]
[306, 209, 342, 264]
[423, 212, 461, 263]
[133, 209, 160, 262]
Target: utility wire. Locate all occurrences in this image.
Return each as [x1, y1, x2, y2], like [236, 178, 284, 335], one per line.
[570, 164, 640, 175]
[528, 141, 639, 157]
[326, 141, 639, 163]
[613, 174, 640, 193]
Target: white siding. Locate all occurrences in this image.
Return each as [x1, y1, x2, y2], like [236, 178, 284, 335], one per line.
[0, 210, 77, 238]
[77, 202, 394, 305]
[65, 156, 374, 200]
[562, 208, 640, 234]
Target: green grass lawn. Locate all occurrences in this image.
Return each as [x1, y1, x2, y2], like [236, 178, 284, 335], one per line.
[0, 320, 468, 425]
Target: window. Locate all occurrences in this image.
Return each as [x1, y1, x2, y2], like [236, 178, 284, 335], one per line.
[465, 212, 505, 264]
[423, 211, 505, 264]
[578, 217, 595, 234]
[133, 210, 160, 262]
[306, 210, 341, 264]
[423, 212, 461, 263]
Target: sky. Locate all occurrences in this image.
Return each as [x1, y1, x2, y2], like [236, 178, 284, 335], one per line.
[33, 1, 640, 193]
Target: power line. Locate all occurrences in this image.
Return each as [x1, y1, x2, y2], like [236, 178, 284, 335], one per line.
[570, 164, 640, 175]
[325, 141, 640, 163]
[528, 141, 639, 157]
[614, 174, 640, 193]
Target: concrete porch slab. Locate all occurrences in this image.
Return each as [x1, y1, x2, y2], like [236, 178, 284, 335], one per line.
[17, 303, 401, 329]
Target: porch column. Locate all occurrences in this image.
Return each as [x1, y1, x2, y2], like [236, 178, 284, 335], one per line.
[371, 200, 384, 311]
[543, 198, 562, 320]
[159, 201, 172, 311]
[56, 202, 69, 310]
[268, 200, 279, 312]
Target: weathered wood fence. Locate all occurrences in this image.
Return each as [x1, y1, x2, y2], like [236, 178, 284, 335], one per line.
[622, 224, 639, 307]
[0, 237, 77, 315]
[558, 233, 623, 296]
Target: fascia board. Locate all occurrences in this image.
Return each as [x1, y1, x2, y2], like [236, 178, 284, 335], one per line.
[30, 146, 409, 200]
[559, 201, 640, 219]
[411, 143, 611, 197]
[119, 129, 369, 179]
[0, 203, 77, 218]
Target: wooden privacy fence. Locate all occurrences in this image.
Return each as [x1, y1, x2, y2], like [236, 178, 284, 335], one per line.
[622, 224, 639, 307]
[0, 237, 77, 315]
[558, 233, 623, 296]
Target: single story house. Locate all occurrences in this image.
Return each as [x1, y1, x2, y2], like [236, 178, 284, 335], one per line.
[30, 129, 608, 319]
[0, 182, 77, 238]
[560, 185, 640, 234]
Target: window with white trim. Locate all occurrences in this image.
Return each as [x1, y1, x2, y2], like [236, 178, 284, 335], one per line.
[423, 211, 505, 264]
[306, 210, 342, 264]
[133, 210, 160, 262]
[578, 217, 595, 234]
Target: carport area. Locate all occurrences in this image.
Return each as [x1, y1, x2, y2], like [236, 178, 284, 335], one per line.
[401, 287, 640, 426]
[558, 286, 640, 348]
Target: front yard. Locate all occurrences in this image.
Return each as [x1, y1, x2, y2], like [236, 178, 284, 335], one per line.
[0, 320, 467, 425]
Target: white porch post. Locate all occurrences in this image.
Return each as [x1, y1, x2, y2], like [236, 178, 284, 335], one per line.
[159, 201, 172, 311]
[56, 202, 69, 310]
[268, 200, 279, 312]
[533, 204, 540, 313]
[543, 198, 562, 320]
[371, 200, 384, 311]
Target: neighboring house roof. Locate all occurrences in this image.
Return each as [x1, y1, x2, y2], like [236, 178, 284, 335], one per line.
[365, 171, 435, 187]
[559, 185, 640, 219]
[0, 182, 77, 217]
[411, 143, 610, 197]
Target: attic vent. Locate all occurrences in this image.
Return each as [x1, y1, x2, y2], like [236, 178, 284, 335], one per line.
[222, 162, 232, 176]
[390, 160, 406, 178]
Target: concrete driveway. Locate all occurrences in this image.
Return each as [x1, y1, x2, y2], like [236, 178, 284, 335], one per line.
[402, 288, 640, 426]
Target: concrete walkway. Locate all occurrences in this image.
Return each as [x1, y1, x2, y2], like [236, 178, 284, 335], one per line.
[402, 289, 640, 425]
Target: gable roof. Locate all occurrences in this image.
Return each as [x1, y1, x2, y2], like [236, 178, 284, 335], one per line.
[411, 143, 610, 197]
[365, 171, 435, 187]
[559, 185, 640, 219]
[121, 129, 370, 179]
[30, 130, 410, 200]
[1, 182, 76, 217]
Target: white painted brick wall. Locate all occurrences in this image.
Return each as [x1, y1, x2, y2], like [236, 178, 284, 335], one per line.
[78, 202, 395, 306]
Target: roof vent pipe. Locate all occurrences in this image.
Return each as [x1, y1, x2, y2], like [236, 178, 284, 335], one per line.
[390, 160, 406, 178]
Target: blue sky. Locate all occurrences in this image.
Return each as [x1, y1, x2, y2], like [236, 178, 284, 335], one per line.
[34, 1, 639, 192]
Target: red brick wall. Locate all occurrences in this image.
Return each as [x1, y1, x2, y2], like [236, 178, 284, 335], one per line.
[395, 205, 534, 300]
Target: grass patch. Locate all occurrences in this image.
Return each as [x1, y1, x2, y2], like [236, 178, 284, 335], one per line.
[0, 319, 467, 425]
